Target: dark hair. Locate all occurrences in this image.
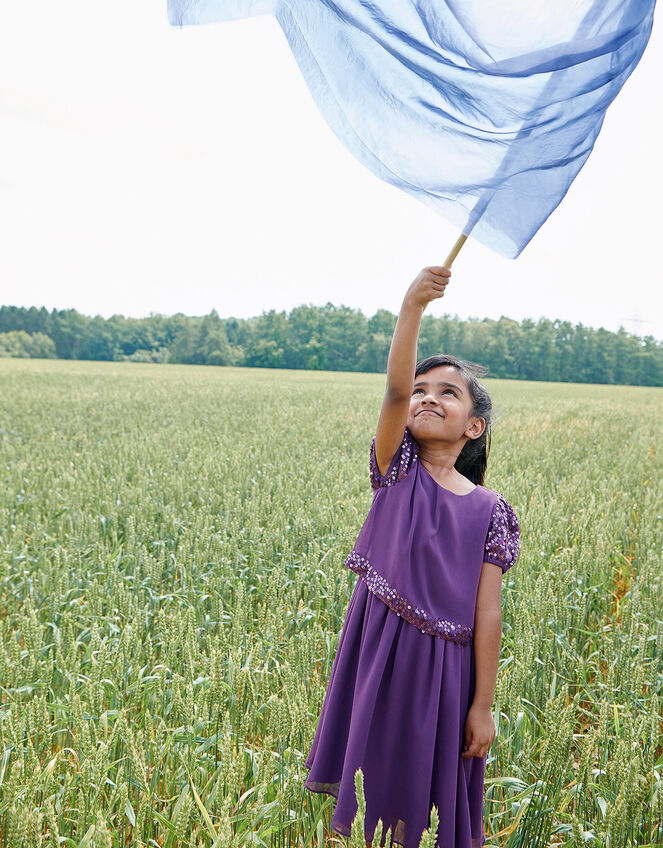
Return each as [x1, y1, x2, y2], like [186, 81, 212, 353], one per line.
[414, 354, 492, 486]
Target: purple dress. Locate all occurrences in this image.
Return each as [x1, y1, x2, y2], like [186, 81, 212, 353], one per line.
[304, 428, 520, 848]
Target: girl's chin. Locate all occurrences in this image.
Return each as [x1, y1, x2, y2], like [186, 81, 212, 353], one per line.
[411, 415, 443, 426]
[409, 419, 445, 435]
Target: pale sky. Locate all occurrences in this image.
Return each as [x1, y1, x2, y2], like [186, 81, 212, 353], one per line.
[1, 1, 662, 339]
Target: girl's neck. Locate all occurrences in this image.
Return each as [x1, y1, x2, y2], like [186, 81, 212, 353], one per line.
[417, 440, 474, 492]
[417, 435, 463, 469]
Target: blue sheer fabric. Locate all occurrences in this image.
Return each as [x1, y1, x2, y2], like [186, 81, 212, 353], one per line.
[168, 0, 656, 258]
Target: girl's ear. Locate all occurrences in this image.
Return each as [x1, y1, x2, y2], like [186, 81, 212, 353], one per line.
[465, 416, 485, 440]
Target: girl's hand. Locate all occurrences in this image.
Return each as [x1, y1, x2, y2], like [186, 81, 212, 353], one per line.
[461, 704, 496, 758]
[403, 266, 451, 311]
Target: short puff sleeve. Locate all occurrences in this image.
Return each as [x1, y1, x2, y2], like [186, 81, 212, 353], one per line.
[483, 493, 520, 573]
[369, 427, 418, 489]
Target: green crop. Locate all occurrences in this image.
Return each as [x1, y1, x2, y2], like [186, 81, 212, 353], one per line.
[0, 359, 662, 847]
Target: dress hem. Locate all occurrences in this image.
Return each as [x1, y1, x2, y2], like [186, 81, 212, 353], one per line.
[303, 781, 486, 848]
[303, 782, 410, 847]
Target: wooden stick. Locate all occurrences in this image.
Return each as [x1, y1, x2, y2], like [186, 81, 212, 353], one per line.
[443, 233, 468, 268]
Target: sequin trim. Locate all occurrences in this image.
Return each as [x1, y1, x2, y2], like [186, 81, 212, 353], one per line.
[369, 428, 418, 489]
[345, 551, 473, 645]
[483, 493, 520, 573]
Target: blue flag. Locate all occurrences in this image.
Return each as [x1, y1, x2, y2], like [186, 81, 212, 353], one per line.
[167, 0, 656, 258]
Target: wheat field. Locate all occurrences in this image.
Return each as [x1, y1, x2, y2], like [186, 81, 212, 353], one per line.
[1, 358, 662, 847]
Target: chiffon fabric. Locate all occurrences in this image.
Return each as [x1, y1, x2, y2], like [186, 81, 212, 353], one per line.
[304, 429, 519, 847]
[167, 0, 656, 258]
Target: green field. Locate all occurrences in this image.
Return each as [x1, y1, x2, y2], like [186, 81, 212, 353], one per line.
[1, 358, 662, 848]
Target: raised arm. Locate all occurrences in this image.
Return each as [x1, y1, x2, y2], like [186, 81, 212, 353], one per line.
[374, 266, 451, 475]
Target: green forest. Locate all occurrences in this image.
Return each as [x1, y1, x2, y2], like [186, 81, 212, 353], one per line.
[1, 303, 661, 385]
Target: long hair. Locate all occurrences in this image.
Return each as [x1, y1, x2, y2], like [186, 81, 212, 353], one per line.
[414, 354, 492, 486]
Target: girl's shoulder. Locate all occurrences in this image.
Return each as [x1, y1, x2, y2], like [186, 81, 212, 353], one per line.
[369, 427, 418, 489]
[482, 490, 521, 573]
[479, 487, 519, 526]
[483, 489, 518, 516]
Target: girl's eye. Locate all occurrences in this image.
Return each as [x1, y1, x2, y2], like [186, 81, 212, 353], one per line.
[412, 387, 455, 396]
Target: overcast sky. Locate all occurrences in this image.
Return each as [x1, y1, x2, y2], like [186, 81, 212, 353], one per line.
[2, 1, 662, 339]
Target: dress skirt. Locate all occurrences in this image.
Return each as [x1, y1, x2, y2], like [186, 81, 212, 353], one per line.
[304, 577, 487, 848]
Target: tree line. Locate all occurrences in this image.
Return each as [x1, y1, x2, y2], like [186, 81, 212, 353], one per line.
[1, 303, 661, 386]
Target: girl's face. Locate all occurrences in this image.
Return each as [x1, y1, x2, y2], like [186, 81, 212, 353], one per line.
[406, 365, 485, 445]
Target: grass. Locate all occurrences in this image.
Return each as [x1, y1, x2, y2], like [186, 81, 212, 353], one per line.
[0, 358, 662, 847]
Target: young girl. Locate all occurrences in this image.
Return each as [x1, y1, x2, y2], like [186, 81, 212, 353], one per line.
[303, 266, 520, 848]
